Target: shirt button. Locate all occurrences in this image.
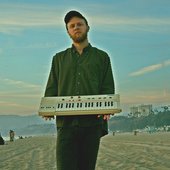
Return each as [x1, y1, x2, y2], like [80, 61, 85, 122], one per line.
[77, 82, 80, 85]
[78, 72, 81, 75]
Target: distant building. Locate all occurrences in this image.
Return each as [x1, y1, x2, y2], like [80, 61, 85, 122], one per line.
[129, 104, 153, 117]
[130, 106, 138, 117]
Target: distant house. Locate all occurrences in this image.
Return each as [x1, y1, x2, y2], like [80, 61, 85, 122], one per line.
[129, 104, 153, 117]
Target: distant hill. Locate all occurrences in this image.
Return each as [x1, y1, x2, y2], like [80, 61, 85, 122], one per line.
[1, 111, 169, 137]
[0, 115, 56, 137]
[108, 110, 170, 132]
[16, 124, 56, 136]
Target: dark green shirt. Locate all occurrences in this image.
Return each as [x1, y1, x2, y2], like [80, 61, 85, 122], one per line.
[44, 44, 115, 136]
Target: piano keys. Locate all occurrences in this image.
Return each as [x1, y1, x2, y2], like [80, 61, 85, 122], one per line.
[38, 94, 122, 116]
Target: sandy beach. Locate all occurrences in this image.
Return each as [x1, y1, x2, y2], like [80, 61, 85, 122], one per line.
[0, 132, 170, 170]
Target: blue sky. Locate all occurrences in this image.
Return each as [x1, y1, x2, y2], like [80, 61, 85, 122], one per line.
[0, 0, 170, 115]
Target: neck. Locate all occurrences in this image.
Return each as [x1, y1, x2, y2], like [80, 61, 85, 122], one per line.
[73, 39, 89, 55]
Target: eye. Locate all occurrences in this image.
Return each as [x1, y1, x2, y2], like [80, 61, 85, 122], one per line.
[77, 23, 83, 27]
[69, 24, 75, 29]
[68, 22, 84, 29]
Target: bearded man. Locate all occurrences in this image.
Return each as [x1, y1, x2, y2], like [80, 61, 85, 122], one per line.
[43, 10, 115, 170]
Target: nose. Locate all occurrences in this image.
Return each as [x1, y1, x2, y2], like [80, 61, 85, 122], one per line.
[74, 24, 80, 30]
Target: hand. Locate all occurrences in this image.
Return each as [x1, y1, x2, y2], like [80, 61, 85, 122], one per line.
[42, 116, 55, 121]
[97, 114, 111, 120]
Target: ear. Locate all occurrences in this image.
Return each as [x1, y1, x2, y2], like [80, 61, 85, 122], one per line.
[87, 26, 90, 32]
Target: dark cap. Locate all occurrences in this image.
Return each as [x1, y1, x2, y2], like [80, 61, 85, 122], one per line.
[64, 10, 88, 25]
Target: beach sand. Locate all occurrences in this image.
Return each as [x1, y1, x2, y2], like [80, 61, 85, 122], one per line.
[0, 132, 170, 170]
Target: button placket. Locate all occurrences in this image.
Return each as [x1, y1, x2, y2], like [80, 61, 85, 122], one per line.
[75, 60, 81, 95]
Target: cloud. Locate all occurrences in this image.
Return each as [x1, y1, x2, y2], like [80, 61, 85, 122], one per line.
[0, 100, 39, 115]
[119, 87, 170, 113]
[0, 92, 41, 99]
[120, 89, 170, 108]
[90, 16, 170, 33]
[22, 42, 60, 49]
[0, 100, 23, 107]
[91, 17, 170, 26]
[129, 60, 170, 77]
[0, 78, 41, 90]
[0, 3, 170, 34]
[164, 59, 170, 66]
[0, 3, 63, 34]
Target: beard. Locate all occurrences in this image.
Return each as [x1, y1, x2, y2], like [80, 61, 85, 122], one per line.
[69, 30, 88, 43]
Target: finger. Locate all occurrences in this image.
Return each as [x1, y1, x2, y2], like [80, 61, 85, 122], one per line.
[49, 116, 54, 120]
[103, 115, 110, 120]
[103, 115, 106, 120]
[107, 115, 111, 120]
[42, 116, 47, 120]
[42, 116, 54, 120]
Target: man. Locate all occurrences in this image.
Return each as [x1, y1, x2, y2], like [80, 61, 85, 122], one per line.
[9, 130, 15, 142]
[0, 133, 5, 145]
[43, 10, 115, 170]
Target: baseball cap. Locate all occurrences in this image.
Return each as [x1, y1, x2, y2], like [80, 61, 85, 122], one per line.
[64, 10, 88, 25]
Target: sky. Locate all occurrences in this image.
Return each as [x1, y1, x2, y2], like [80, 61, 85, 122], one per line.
[0, 0, 170, 115]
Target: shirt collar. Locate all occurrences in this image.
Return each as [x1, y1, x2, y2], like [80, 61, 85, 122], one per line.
[71, 43, 92, 54]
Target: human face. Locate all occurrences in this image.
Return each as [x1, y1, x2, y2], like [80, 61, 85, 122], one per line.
[67, 17, 89, 43]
